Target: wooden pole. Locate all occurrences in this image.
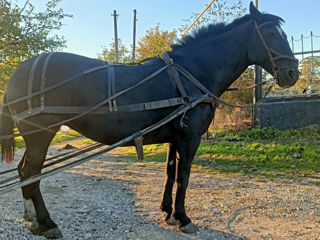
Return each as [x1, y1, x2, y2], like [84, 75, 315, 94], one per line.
[254, 0, 261, 102]
[112, 10, 119, 63]
[253, 0, 262, 125]
[132, 9, 137, 62]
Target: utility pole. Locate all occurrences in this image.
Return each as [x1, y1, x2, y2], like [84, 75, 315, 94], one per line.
[254, 0, 261, 103]
[112, 10, 119, 63]
[253, 0, 262, 125]
[132, 9, 137, 62]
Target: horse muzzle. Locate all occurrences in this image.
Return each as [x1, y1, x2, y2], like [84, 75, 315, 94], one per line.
[277, 67, 299, 88]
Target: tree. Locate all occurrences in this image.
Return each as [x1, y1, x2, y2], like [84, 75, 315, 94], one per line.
[179, 0, 246, 34]
[97, 39, 131, 63]
[0, 0, 71, 95]
[97, 24, 176, 63]
[299, 57, 320, 91]
[136, 24, 176, 61]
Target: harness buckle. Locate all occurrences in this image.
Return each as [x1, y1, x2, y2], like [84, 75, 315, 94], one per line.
[273, 66, 280, 73]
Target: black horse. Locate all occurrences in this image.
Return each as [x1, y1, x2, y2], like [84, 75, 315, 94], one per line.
[0, 3, 299, 238]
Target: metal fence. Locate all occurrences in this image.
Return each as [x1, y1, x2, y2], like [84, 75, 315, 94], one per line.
[254, 32, 320, 130]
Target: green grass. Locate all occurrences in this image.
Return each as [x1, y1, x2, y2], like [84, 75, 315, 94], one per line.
[125, 143, 168, 162]
[194, 141, 320, 178]
[119, 127, 320, 179]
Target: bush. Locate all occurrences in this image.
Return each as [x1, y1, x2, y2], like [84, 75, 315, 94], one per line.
[235, 127, 281, 140]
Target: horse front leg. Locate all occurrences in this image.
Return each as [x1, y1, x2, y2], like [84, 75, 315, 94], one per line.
[173, 136, 201, 233]
[160, 143, 177, 224]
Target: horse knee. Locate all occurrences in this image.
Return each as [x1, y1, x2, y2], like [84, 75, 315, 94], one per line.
[176, 175, 189, 190]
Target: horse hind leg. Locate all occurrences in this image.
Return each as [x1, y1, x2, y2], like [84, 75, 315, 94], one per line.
[18, 130, 62, 239]
[17, 151, 36, 222]
[18, 151, 44, 223]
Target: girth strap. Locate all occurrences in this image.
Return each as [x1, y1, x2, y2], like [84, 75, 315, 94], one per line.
[13, 97, 185, 123]
[160, 53, 188, 100]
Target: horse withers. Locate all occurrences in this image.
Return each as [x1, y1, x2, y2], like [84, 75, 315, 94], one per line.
[0, 2, 298, 238]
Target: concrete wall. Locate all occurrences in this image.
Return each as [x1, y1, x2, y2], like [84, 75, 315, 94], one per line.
[256, 94, 320, 130]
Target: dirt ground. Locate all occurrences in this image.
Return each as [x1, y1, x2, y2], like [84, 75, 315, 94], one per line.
[0, 142, 319, 240]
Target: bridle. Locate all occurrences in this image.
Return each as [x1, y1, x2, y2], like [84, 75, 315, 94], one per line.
[254, 20, 299, 83]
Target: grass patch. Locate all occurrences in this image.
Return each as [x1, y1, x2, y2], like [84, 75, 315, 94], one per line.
[124, 144, 168, 162]
[194, 141, 320, 177]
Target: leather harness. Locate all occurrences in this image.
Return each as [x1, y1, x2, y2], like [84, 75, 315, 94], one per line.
[14, 52, 191, 123]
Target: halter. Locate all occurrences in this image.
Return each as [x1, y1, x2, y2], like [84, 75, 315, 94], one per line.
[254, 21, 298, 83]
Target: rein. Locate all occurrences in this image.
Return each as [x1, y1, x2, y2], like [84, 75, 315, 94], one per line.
[225, 80, 268, 91]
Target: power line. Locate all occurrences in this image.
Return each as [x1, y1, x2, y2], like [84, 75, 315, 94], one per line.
[278, 0, 306, 16]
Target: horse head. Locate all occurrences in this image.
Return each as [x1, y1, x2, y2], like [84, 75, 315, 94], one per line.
[248, 2, 299, 88]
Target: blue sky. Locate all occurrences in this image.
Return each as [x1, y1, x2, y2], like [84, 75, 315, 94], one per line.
[27, 0, 320, 58]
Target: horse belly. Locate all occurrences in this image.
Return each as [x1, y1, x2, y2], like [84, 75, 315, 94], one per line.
[68, 110, 174, 146]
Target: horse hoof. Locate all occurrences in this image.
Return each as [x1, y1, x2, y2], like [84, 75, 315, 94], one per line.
[42, 227, 63, 239]
[179, 223, 199, 234]
[30, 223, 62, 239]
[165, 216, 178, 225]
[30, 221, 41, 235]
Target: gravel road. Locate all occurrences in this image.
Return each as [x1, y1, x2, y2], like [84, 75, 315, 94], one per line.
[0, 142, 319, 240]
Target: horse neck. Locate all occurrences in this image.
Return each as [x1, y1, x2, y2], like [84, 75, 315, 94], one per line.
[173, 21, 253, 97]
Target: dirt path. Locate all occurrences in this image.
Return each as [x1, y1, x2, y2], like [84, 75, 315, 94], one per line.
[0, 143, 319, 240]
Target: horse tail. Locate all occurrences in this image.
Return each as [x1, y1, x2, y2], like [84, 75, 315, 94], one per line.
[0, 96, 15, 163]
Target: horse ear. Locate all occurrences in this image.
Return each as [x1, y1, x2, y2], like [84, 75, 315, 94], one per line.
[249, 2, 262, 20]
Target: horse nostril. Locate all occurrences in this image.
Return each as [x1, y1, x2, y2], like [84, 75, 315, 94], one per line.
[288, 69, 297, 80]
[288, 70, 294, 79]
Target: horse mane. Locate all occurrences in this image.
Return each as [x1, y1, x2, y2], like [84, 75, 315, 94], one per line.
[172, 13, 284, 50]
